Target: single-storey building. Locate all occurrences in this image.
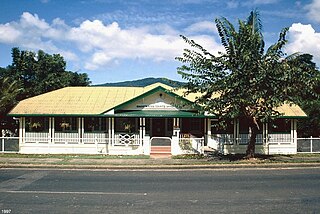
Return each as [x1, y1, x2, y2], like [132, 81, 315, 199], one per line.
[8, 82, 306, 155]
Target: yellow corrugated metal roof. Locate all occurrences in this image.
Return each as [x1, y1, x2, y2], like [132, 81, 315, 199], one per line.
[9, 82, 307, 117]
[275, 103, 307, 117]
[9, 86, 148, 115]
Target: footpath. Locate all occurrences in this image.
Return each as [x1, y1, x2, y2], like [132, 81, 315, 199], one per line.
[0, 154, 320, 170]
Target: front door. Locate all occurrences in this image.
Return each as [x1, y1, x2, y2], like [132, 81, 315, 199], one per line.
[150, 118, 173, 156]
[150, 118, 173, 138]
[152, 118, 166, 137]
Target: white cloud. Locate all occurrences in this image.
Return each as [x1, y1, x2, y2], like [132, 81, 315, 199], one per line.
[286, 23, 320, 64]
[20, 12, 50, 30]
[227, 1, 239, 9]
[0, 12, 75, 61]
[305, 0, 320, 23]
[185, 21, 217, 34]
[85, 51, 114, 70]
[72, 20, 190, 69]
[0, 24, 21, 43]
[0, 12, 223, 71]
[66, 18, 222, 70]
[252, 0, 278, 4]
[242, 0, 279, 6]
[58, 50, 78, 61]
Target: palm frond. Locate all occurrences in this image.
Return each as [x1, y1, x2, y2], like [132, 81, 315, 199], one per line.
[215, 17, 236, 55]
[247, 9, 263, 35]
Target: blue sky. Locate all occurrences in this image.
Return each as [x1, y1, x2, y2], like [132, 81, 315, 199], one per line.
[0, 0, 319, 84]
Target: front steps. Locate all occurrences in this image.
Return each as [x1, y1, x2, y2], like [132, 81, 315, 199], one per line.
[150, 146, 171, 158]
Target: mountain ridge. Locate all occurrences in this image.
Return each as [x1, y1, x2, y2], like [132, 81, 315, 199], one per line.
[94, 77, 185, 87]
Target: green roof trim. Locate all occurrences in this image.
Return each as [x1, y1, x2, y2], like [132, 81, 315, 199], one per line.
[8, 112, 305, 119]
[8, 110, 205, 118]
[8, 113, 103, 117]
[277, 115, 307, 119]
[103, 86, 199, 113]
[111, 110, 205, 118]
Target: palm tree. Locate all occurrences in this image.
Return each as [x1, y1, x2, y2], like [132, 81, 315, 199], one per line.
[0, 77, 21, 113]
[177, 10, 318, 158]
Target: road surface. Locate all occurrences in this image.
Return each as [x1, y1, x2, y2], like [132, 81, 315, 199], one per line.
[0, 167, 319, 213]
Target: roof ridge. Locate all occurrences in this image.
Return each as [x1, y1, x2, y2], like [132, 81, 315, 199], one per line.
[143, 82, 173, 90]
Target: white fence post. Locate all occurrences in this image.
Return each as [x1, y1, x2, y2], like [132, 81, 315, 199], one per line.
[0, 137, 19, 153]
[1, 138, 4, 152]
[297, 137, 320, 154]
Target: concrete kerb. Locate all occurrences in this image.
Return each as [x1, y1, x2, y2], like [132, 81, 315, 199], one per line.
[0, 158, 320, 170]
[2, 164, 320, 171]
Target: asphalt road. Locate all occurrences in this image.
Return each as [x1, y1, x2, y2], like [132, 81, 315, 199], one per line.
[0, 168, 319, 214]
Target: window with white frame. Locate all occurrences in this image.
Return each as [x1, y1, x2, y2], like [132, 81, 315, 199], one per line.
[211, 119, 233, 134]
[84, 117, 107, 132]
[54, 117, 78, 132]
[238, 117, 263, 144]
[115, 118, 138, 133]
[269, 119, 291, 133]
[25, 117, 49, 132]
[210, 119, 234, 144]
[181, 118, 204, 137]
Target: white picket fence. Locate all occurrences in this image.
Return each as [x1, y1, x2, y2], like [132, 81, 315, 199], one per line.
[0, 137, 19, 153]
[1, 136, 320, 154]
[297, 137, 320, 153]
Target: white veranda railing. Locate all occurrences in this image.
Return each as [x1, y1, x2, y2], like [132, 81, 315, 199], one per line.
[178, 137, 204, 154]
[114, 133, 141, 146]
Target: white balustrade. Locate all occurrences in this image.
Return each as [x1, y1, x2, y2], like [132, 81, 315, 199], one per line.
[83, 132, 108, 144]
[114, 133, 140, 146]
[238, 134, 263, 145]
[268, 133, 292, 144]
[178, 137, 205, 154]
[25, 132, 49, 143]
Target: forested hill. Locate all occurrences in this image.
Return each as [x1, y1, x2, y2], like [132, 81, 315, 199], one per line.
[94, 77, 185, 87]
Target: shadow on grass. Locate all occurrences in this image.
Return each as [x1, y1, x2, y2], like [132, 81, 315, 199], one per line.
[173, 154, 271, 161]
[173, 153, 320, 163]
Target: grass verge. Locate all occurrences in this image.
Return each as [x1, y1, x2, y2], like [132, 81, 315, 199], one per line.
[0, 153, 150, 159]
[173, 153, 320, 164]
[0, 153, 320, 166]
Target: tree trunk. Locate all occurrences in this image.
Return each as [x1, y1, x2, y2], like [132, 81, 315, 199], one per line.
[246, 117, 259, 158]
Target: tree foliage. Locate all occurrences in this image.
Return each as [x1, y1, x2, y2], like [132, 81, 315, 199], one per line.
[0, 77, 21, 114]
[0, 47, 91, 135]
[4, 48, 90, 99]
[295, 54, 320, 137]
[176, 10, 319, 157]
[0, 75, 21, 135]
